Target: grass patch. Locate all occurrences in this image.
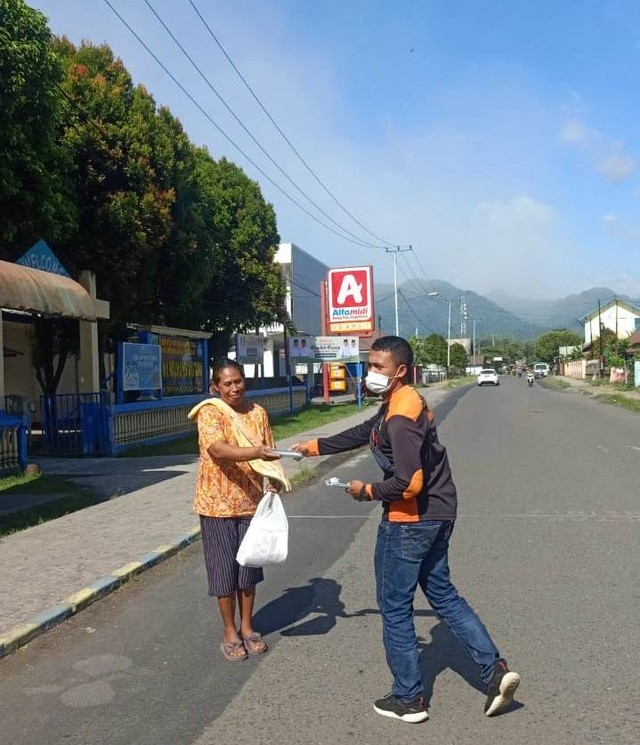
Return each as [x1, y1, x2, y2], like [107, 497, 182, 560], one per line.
[446, 376, 476, 389]
[595, 393, 640, 413]
[120, 434, 198, 458]
[289, 466, 315, 489]
[119, 402, 364, 458]
[0, 472, 42, 492]
[0, 474, 103, 539]
[546, 378, 572, 389]
[271, 403, 361, 440]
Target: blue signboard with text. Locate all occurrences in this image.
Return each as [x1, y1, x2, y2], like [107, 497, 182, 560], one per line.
[121, 343, 162, 392]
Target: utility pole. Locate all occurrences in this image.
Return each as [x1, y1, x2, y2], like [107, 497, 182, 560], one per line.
[472, 319, 478, 372]
[598, 299, 604, 377]
[447, 300, 452, 370]
[386, 245, 412, 336]
[460, 298, 467, 337]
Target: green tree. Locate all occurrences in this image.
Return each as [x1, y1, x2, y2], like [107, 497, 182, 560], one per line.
[0, 0, 75, 251]
[534, 329, 582, 363]
[52, 39, 175, 329]
[449, 342, 469, 374]
[411, 333, 448, 367]
[195, 156, 287, 357]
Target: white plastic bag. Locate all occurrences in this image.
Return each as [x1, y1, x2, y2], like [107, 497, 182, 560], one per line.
[236, 492, 289, 567]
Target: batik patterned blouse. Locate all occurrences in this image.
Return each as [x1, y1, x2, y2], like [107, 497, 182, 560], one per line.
[194, 402, 275, 518]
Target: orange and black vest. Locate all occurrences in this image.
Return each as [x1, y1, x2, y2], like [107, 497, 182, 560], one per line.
[315, 385, 457, 522]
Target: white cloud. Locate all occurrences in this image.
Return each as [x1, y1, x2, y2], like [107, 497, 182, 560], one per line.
[598, 146, 637, 183]
[476, 195, 555, 230]
[561, 117, 637, 183]
[560, 117, 595, 147]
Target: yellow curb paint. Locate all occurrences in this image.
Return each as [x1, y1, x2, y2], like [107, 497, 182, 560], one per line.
[153, 544, 175, 554]
[65, 587, 96, 610]
[112, 561, 144, 579]
[0, 622, 39, 647]
[1, 531, 205, 659]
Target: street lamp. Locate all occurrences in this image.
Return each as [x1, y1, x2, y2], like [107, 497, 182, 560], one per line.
[408, 290, 439, 337]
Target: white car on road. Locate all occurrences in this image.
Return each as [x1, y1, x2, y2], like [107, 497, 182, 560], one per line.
[477, 368, 499, 386]
[533, 363, 549, 378]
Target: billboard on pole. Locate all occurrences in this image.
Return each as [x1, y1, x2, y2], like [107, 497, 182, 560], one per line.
[236, 333, 265, 364]
[327, 266, 374, 334]
[289, 335, 360, 362]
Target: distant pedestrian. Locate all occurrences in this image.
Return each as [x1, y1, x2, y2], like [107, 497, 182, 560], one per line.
[293, 336, 520, 723]
[188, 359, 288, 662]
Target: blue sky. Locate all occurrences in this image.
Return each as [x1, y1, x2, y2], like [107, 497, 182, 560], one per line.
[32, 0, 640, 299]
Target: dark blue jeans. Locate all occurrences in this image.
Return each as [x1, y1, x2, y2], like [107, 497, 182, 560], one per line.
[374, 519, 500, 701]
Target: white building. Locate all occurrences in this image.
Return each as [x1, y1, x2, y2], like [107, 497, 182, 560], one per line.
[581, 298, 640, 346]
[276, 242, 329, 336]
[250, 243, 329, 377]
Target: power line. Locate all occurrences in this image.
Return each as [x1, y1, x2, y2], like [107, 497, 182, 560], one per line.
[289, 277, 320, 298]
[54, 82, 110, 139]
[143, 0, 388, 250]
[100, 0, 386, 249]
[398, 290, 430, 333]
[188, 0, 396, 249]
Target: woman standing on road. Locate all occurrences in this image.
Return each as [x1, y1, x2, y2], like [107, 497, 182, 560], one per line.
[187, 359, 288, 662]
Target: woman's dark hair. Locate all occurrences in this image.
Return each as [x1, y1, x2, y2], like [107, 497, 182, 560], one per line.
[211, 357, 245, 384]
[370, 336, 413, 378]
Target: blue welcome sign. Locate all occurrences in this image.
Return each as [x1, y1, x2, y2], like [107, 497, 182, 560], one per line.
[16, 239, 70, 277]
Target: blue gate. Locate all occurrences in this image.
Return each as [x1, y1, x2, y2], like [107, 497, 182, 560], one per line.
[40, 393, 111, 456]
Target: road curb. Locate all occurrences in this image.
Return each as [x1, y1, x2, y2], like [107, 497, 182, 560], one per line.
[0, 527, 201, 660]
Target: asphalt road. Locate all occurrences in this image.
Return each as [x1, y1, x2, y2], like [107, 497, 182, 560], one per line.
[1, 379, 638, 745]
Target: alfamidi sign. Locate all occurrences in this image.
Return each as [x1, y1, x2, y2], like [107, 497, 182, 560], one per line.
[327, 266, 374, 334]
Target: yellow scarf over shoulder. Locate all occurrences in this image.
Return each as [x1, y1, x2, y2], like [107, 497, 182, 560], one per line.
[187, 397, 291, 492]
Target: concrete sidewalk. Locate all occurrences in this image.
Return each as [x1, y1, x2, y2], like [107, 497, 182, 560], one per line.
[544, 375, 640, 400]
[0, 385, 453, 658]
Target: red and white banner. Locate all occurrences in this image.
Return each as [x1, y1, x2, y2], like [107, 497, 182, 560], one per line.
[327, 266, 374, 334]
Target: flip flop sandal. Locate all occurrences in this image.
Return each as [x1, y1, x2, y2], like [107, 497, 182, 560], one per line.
[220, 639, 247, 662]
[242, 632, 268, 655]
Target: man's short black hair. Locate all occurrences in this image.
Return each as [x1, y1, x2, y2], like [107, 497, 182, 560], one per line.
[370, 336, 413, 377]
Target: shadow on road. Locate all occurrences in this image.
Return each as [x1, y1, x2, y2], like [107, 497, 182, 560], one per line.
[419, 621, 485, 701]
[419, 622, 524, 715]
[256, 579, 523, 715]
[254, 577, 347, 637]
[254, 577, 439, 638]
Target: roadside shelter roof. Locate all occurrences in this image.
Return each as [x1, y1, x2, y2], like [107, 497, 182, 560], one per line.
[0, 260, 96, 321]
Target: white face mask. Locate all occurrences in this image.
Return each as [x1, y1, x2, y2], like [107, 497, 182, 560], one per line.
[365, 370, 397, 395]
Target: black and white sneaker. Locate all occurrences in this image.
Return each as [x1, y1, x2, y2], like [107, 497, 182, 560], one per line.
[373, 692, 429, 723]
[484, 660, 521, 717]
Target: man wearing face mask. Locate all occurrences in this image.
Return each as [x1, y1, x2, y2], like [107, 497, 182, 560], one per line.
[293, 336, 519, 724]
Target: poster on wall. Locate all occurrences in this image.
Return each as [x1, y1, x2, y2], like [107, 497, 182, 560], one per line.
[159, 336, 204, 396]
[635, 360, 640, 388]
[236, 334, 266, 364]
[289, 336, 360, 362]
[122, 343, 162, 391]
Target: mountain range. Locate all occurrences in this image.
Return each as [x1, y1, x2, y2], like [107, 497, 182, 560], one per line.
[374, 280, 639, 340]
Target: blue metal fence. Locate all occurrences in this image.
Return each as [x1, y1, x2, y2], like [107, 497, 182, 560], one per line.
[36, 386, 307, 458]
[40, 392, 110, 456]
